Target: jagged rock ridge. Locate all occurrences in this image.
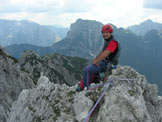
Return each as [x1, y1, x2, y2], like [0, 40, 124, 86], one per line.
[19, 50, 88, 85]
[0, 47, 34, 122]
[8, 66, 162, 122]
[0, 47, 87, 122]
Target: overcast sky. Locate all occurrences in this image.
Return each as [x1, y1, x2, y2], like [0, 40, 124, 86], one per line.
[0, 0, 162, 28]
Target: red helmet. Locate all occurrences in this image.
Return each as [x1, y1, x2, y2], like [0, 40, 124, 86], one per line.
[101, 24, 113, 33]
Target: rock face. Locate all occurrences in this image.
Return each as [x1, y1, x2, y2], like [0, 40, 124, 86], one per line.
[0, 47, 34, 122]
[50, 19, 104, 59]
[19, 50, 66, 85]
[42, 53, 88, 85]
[8, 66, 162, 122]
[19, 50, 88, 85]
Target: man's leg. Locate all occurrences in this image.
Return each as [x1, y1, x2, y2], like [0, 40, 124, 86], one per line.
[83, 61, 107, 89]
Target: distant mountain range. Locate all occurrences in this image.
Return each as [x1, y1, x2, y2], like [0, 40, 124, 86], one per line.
[127, 19, 162, 36]
[4, 18, 162, 92]
[0, 19, 68, 47]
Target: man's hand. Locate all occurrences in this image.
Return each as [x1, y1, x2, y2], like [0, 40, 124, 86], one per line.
[92, 50, 111, 66]
[92, 59, 99, 66]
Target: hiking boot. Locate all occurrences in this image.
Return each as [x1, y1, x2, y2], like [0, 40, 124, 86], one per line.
[76, 84, 82, 92]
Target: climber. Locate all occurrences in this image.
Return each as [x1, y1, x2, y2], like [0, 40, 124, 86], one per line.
[76, 24, 120, 92]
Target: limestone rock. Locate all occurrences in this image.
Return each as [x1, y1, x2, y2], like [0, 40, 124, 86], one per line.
[8, 66, 162, 122]
[0, 47, 34, 122]
[74, 92, 94, 121]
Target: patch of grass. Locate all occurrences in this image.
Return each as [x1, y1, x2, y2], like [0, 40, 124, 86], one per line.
[68, 97, 73, 103]
[55, 99, 60, 104]
[128, 90, 135, 96]
[28, 105, 34, 111]
[53, 116, 57, 121]
[52, 106, 61, 117]
[28, 104, 36, 113]
[42, 96, 49, 101]
[33, 116, 42, 122]
[63, 107, 71, 113]
[67, 91, 75, 97]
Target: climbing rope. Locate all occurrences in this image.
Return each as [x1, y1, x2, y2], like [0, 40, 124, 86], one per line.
[83, 79, 113, 122]
[88, 83, 104, 90]
[87, 65, 90, 88]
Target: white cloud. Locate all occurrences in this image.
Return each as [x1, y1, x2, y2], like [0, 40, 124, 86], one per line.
[0, 0, 90, 13]
[0, 0, 162, 28]
[62, 0, 92, 13]
[143, 0, 162, 9]
[0, 0, 64, 13]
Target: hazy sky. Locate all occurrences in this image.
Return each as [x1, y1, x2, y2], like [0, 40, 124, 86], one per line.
[0, 0, 161, 28]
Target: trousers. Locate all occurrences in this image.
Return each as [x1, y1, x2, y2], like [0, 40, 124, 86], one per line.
[82, 60, 108, 88]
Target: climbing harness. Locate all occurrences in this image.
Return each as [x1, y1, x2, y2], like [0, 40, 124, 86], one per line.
[83, 79, 113, 122]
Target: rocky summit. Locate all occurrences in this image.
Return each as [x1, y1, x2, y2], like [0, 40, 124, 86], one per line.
[7, 66, 162, 122]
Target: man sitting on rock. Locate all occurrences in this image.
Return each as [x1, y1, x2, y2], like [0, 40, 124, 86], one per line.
[76, 24, 120, 91]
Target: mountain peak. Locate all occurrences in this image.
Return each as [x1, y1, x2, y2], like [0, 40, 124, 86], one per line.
[140, 19, 154, 25]
[143, 19, 153, 23]
[66, 19, 103, 40]
[51, 19, 104, 59]
[127, 19, 162, 36]
[75, 18, 100, 24]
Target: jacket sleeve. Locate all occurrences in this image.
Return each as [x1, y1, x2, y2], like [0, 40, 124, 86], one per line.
[106, 40, 118, 53]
